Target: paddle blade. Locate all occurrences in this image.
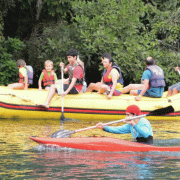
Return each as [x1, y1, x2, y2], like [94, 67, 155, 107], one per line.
[148, 106, 174, 116]
[60, 113, 66, 122]
[51, 130, 75, 138]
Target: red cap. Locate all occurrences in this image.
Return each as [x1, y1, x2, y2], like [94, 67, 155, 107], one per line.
[126, 105, 141, 115]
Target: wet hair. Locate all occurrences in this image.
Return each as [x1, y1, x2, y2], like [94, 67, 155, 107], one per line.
[16, 59, 26, 67]
[145, 57, 154, 66]
[66, 49, 78, 57]
[44, 60, 53, 66]
[101, 53, 113, 62]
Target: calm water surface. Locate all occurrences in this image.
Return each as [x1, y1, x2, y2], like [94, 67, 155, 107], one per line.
[0, 119, 180, 180]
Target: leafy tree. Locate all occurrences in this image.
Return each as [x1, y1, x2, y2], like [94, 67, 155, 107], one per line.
[0, 37, 25, 85]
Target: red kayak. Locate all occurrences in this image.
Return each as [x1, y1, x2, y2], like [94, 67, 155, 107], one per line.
[29, 136, 180, 152]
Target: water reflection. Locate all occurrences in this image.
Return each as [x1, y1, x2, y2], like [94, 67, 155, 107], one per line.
[29, 147, 180, 179]
[0, 119, 180, 179]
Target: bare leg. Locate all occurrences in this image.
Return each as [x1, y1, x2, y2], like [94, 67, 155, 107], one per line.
[37, 84, 56, 108]
[8, 83, 25, 90]
[86, 82, 102, 92]
[130, 90, 139, 96]
[172, 88, 179, 96]
[45, 86, 50, 91]
[166, 89, 173, 97]
[99, 84, 109, 94]
[122, 84, 143, 94]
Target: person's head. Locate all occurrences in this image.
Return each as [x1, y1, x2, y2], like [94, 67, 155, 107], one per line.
[66, 49, 78, 64]
[126, 105, 142, 117]
[44, 60, 53, 72]
[101, 53, 113, 69]
[17, 59, 26, 68]
[145, 57, 154, 66]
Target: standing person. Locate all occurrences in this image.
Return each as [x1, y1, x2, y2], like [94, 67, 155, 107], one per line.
[166, 66, 180, 97]
[38, 60, 58, 91]
[8, 59, 33, 90]
[86, 53, 124, 99]
[96, 105, 153, 144]
[37, 49, 85, 108]
[122, 57, 165, 101]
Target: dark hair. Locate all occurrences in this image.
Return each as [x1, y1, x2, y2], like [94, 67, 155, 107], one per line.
[17, 59, 26, 67]
[101, 53, 113, 62]
[145, 57, 154, 65]
[66, 49, 78, 57]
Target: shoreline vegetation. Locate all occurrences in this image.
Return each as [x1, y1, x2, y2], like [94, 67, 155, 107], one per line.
[1, 0, 180, 90]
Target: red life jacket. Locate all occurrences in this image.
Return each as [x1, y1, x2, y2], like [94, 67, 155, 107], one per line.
[19, 71, 24, 83]
[42, 69, 55, 86]
[103, 67, 113, 84]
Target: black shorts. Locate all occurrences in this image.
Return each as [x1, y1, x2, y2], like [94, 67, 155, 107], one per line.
[56, 84, 79, 94]
[136, 136, 153, 145]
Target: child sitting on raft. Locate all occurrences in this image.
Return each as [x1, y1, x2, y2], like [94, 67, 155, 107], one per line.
[8, 59, 33, 90]
[38, 60, 58, 91]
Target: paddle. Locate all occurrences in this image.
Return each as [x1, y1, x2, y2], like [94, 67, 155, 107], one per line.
[0, 93, 33, 102]
[51, 105, 174, 138]
[59, 66, 66, 127]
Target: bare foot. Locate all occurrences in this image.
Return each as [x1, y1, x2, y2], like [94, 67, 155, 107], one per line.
[36, 103, 49, 108]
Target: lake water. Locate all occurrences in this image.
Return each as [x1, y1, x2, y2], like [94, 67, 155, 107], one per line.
[0, 119, 180, 179]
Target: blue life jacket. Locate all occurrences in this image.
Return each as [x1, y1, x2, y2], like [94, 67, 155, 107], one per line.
[147, 65, 165, 88]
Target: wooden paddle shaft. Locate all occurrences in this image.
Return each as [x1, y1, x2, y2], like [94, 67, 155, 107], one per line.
[75, 114, 147, 133]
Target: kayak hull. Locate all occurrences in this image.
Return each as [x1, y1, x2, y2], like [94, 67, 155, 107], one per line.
[29, 136, 180, 152]
[0, 86, 180, 120]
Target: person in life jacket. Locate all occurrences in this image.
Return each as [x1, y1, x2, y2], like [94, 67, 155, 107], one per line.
[166, 66, 180, 97]
[96, 105, 153, 145]
[38, 60, 58, 91]
[122, 57, 165, 101]
[8, 59, 33, 90]
[37, 49, 85, 108]
[86, 53, 124, 99]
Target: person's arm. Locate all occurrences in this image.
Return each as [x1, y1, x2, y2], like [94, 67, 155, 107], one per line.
[135, 70, 151, 101]
[175, 66, 180, 75]
[96, 122, 131, 134]
[24, 76, 28, 90]
[38, 72, 44, 90]
[60, 62, 69, 73]
[107, 69, 119, 99]
[97, 78, 104, 94]
[135, 79, 149, 101]
[61, 77, 77, 96]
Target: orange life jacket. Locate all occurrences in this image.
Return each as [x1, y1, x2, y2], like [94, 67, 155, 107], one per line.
[42, 69, 55, 86]
[19, 71, 24, 83]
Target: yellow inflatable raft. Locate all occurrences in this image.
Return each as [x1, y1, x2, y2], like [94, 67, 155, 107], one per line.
[0, 86, 179, 120]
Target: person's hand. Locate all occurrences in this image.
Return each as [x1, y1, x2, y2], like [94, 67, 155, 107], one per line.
[107, 94, 112, 99]
[60, 62, 64, 67]
[175, 67, 179, 72]
[61, 91, 67, 97]
[38, 87, 42, 91]
[96, 122, 105, 129]
[135, 95, 141, 101]
[126, 119, 136, 126]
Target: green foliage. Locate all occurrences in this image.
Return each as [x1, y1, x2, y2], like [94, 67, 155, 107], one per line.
[71, 0, 149, 83]
[1, 0, 180, 89]
[0, 37, 25, 85]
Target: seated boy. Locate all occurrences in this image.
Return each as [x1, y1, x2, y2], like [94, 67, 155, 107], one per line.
[8, 59, 33, 90]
